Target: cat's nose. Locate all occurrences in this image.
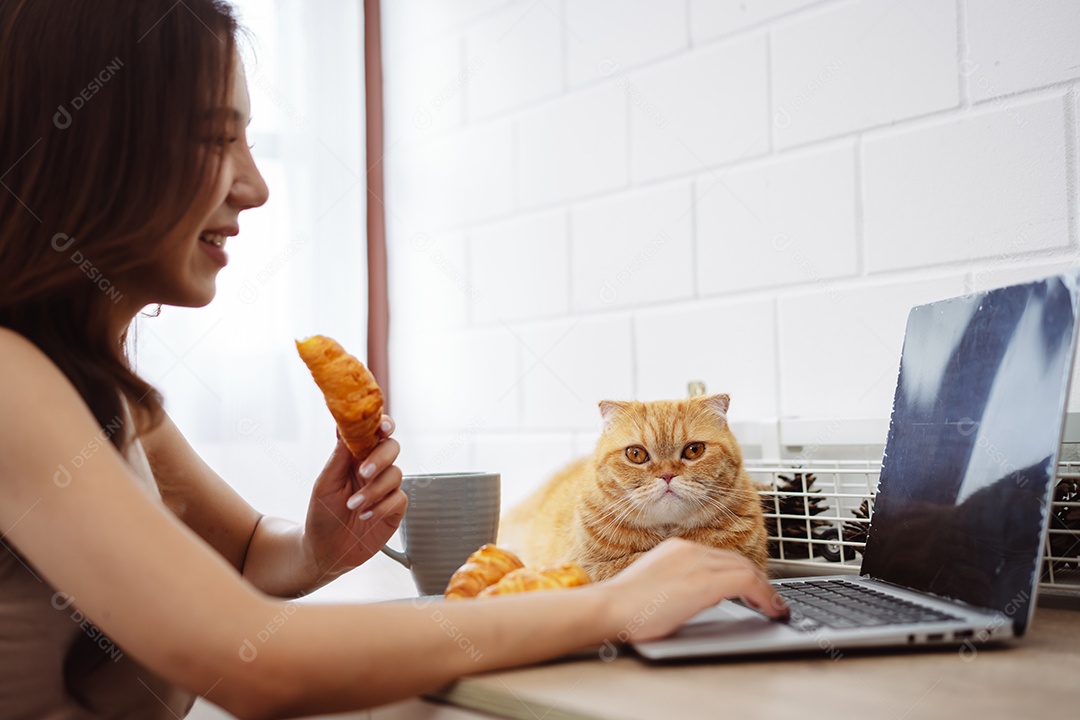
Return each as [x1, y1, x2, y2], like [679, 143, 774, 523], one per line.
[658, 473, 675, 484]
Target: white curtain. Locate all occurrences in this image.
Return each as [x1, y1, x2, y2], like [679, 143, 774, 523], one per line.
[134, 0, 366, 553]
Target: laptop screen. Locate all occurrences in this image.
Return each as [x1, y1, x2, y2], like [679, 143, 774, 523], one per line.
[861, 275, 1079, 635]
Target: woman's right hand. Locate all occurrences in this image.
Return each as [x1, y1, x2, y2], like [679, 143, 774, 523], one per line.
[598, 538, 789, 643]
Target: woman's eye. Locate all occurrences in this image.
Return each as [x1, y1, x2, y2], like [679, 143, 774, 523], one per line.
[682, 442, 705, 460]
[625, 446, 649, 464]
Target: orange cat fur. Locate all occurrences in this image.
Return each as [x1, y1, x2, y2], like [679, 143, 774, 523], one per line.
[499, 394, 767, 581]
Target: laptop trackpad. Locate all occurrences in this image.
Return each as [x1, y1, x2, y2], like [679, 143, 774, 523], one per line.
[671, 601, 799, 641]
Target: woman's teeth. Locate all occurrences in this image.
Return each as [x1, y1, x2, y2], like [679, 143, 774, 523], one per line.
[199, 232, 225, 248]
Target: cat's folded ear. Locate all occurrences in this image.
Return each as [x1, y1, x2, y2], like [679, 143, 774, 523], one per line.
[598, 400, 630, 433]
[699, 393, 731, 417]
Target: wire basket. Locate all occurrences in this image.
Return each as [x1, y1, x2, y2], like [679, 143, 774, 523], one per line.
[748, 455, 1080, 597]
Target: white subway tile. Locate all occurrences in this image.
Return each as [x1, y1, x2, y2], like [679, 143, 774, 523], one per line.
[689, 0, 819, 44]
[571, 180, 694, 312]
[635, 298, 779, 422]
[390, 328, 472, 431]
[383, 32, 463, 148]
[772, 0, 958, 148]
[473, 434, 579, 514]
[518, 316, 634, 429]
[395, 430, 476, 476]
[696, 142, 857, 296]
[778, 276, 971, 420]
[470, 210, 570, 324]
[965, 259, 1080, 297]
[388, 119, 514, 230]
[574, 430, 602, 456]
[454, 327, 523, 428]
[565, 0, 688, 88]
[390, 324, 519, 431]
[629, 34, 769, 182]
[465, 1, 563, 120]
[965, 0, 1080, 102]
[863, 95, 1070, 272]
[382, 0, 514, 44]
[388, 230, 471, 333]
[518, 84, 628, 207]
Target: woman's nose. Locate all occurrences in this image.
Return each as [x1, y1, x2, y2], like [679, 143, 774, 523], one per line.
[232, 152, 270, 210]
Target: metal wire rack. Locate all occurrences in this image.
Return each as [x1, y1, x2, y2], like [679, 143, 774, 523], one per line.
[748, 454, 1080, 597]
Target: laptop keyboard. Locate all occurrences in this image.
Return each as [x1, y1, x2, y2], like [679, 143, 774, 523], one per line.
[775, 579, 963, 631]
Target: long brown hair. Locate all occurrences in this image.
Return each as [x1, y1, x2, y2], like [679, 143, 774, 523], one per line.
[0, 0, 242, 707]
[0, 0, 239, 447]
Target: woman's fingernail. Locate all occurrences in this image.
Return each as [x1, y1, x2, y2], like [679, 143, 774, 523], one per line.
[358, 510, 374, 520]
[380, 419, 392, 433]
[359, 463, 376, 479]
[346, 494, 365, 511]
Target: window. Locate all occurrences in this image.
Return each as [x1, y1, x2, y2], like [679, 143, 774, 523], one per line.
[135, 1, 366, 526]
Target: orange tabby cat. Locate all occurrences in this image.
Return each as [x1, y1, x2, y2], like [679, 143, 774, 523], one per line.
[499, 394, 767, 581]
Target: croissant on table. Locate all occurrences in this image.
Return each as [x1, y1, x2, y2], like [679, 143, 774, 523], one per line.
[444, 545, 525, 600]
[296, 335, 384, 460]
[478, 563, 592, 597]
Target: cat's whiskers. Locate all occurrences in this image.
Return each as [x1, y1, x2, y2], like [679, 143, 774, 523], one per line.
[693, 493, 744, 526]
[586, 493, 641, 542]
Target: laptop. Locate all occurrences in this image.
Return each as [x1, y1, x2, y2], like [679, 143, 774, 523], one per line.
[633, 273, 1080, 660]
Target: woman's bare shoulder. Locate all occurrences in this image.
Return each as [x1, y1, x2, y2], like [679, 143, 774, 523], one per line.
[0, 327, 94, 425]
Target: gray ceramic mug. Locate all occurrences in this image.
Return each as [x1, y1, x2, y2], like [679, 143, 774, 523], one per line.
[380, 472, 501, 595]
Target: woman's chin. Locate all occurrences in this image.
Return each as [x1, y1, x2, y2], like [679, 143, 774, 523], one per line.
[158, 281, 218, 309]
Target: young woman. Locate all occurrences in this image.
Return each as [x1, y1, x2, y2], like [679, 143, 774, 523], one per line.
[0, 1, 787, 717]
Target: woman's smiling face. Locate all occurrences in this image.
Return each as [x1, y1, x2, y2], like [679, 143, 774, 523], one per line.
[137, 56, 269, 310]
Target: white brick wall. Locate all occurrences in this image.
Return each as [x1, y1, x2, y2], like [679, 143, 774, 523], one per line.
[517, 83, 628, 208]
[565, 0, 688, 88]
[629, 34, 769, 181]
[696, 140, 858, 295]
[862, 94, 1070, 272]
[570, 179, 694, 311]
[771, 0, 959, 149]
[383, 0, 1080, 498]
[964, 0, 1080, 102]
[465, 2, 562, 119]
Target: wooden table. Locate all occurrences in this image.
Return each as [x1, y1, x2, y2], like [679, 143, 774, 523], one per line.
[404, 598, 1080, 720]
[189, 557, 1080, 720]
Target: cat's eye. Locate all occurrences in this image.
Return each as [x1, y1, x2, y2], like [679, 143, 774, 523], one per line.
[682, 442, 705, 460]
[625, 446, 649, 464]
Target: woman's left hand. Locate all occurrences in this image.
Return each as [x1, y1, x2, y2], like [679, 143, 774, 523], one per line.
[302, 416, 406, 581]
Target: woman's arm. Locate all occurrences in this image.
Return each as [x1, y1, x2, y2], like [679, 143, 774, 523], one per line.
[141, 408, 404, 598]
[0, 330, 784, 718]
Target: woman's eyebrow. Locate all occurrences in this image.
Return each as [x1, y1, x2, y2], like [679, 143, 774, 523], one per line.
[204, 108, 248, 124]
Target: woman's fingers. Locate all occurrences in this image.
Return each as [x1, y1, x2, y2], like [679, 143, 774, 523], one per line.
[354, 486, 407, 523]
[606, 540, 788, 642]
[347, 463, 403, 514]
[356, 437, 401, 481]
[377, 415, 395, 438]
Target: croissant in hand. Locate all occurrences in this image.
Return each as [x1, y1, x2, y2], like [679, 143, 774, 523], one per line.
[296, 335, 384, 460]
[444, 545, 525, 600]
